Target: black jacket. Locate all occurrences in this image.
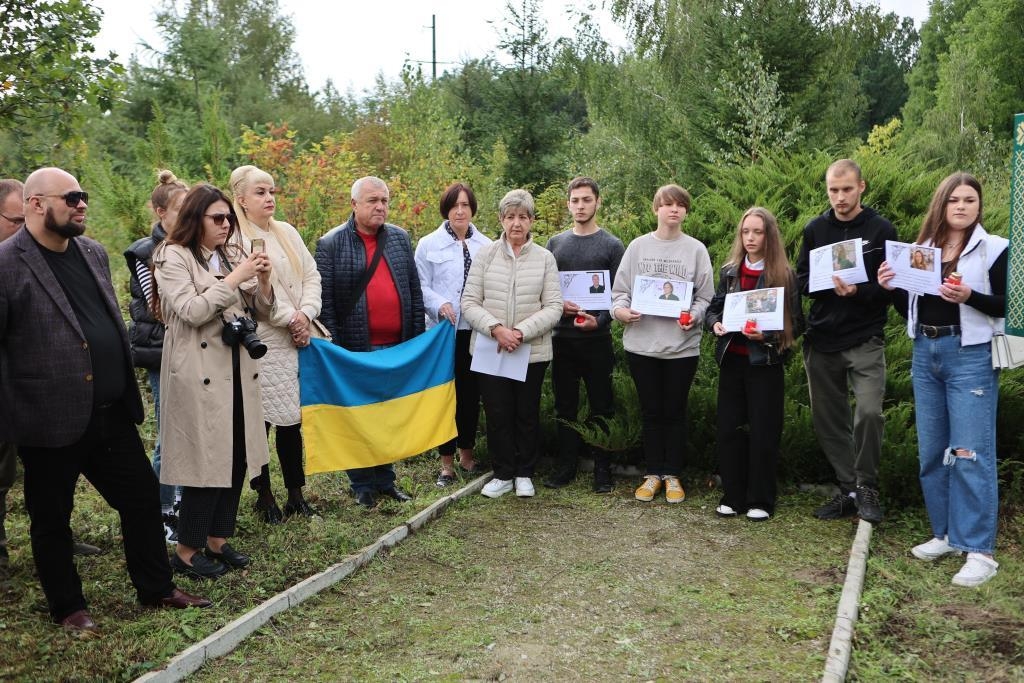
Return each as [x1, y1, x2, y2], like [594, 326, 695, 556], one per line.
[123, 223, 167, 370]
[314, 217, 425, 351]
[795, 206, 896, 352]
[705, 264, 804, 366]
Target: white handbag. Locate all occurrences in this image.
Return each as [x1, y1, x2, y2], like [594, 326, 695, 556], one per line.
[991, 332, 1024, 370]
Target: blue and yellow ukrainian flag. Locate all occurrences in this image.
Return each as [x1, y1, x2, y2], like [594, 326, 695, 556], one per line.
[298, 323, 457, 474]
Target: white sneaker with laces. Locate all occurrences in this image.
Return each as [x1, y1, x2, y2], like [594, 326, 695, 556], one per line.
[952, 553, 998, 587]
[514, 477, 535, 497]
[482, 477, 514, 498]
[911, 536, 961, 561]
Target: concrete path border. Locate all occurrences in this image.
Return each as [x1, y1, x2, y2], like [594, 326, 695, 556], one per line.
[822, 519, 874, 682]
[134, 473, 491, 683]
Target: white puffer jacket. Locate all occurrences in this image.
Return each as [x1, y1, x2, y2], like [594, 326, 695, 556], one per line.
[461, 233, 563, 363]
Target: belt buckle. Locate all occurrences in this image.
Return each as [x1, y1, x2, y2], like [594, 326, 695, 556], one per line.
[922, 325, 939, 338]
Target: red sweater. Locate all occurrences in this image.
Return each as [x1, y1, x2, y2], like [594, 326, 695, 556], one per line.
[358, 230, 402, 346]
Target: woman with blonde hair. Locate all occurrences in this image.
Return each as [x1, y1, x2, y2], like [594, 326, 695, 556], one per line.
[705, 207, 802, 520]
[230, 164, 322, 522]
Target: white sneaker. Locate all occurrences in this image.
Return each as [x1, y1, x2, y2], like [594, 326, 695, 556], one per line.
[514, 477, 535, 497]
[952, 553, 998, 587]
[746, 508, 770, 521]
[482, 477, 514, 498]
[715, 504, 737, 517]
[911, 536, 961, 561]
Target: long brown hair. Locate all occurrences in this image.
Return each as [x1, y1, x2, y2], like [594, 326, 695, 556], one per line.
[724, 206, 796, 350]
[916, 172, 983, 279]
[151, 184, 239, 321]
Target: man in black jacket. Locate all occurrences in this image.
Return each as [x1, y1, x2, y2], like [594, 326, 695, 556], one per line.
[0, 167, 209, 631]
[796, 159, 896, 525]
[315, 176, 424, 508]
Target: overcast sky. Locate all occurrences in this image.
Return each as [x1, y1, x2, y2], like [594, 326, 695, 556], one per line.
[91, 0, 932, 96]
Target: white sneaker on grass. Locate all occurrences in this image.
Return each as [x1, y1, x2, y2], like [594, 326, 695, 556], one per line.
[746, 508, 770, 521]
[482, 477, 514, 498]
[911, 536, 961, 561]
[715, 504, 737, 517]
[952, 553, 998, 587]
[514, 477, 535, 497]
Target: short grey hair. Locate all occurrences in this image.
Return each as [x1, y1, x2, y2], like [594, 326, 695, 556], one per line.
[498, 189, 535, 219]
[351, 176, 388, 200]
[0, 179, 24, 204]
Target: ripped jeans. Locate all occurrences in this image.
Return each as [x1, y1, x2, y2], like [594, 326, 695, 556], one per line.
[912, 335, 999, 554]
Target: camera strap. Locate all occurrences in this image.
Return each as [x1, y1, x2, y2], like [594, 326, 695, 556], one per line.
[338, 227, 388, 323]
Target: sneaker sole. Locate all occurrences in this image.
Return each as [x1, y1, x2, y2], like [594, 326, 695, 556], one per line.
[481, 488, 512, 499]
[516, 491, 535, 497]
[634, 493, 655, 502]
[952, 571, 996, 587]
[911, 548, 962, 561]
[665, 496, 685, 504]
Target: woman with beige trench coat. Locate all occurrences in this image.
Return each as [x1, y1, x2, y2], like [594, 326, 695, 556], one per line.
[230, 164, 322, 522]
[153, 184, 273, 580]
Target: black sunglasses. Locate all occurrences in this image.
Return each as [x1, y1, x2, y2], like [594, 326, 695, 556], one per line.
[34, 191, 89, 207]
[204, 212, 237, 226]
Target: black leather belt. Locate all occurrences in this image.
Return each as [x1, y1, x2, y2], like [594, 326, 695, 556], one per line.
[917, 324, 961, 338]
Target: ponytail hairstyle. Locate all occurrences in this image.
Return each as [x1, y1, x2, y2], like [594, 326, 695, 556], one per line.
[915, 172, 983, 279]
[230, 164, 301, 275]
[725, 206, 796, 351]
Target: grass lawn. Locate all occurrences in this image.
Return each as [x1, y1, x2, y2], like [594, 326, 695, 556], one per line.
[1, 451, 1021, 681]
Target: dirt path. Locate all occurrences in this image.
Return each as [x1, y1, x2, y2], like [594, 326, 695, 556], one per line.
[193, 487, 856, 681]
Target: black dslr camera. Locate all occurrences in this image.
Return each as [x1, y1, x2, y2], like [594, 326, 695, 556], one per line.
[222, 315, 268, 359]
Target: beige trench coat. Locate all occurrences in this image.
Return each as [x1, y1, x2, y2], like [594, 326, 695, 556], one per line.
[153, 243, 273, 487]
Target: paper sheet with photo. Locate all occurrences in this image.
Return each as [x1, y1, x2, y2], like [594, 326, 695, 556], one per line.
[884, 240, 942, 295]
[630, 275, 693, 317]
[470, 333, 532, 382]
[558, 270, 612, 310]
[808, 237, 869, 292]
[722, 287, 786, 331]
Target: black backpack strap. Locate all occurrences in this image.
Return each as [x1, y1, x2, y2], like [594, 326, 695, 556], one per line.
[338, 227, 388, 323]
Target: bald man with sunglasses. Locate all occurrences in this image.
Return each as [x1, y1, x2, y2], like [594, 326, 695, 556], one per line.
[0, 167, 210, 632]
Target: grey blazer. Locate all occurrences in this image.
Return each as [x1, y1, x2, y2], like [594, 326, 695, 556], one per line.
[0, 228, 144, 448]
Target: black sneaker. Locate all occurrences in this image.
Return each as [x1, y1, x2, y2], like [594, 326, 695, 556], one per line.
[855, 485, 884, 524]
[813, 493, 857, 520]
[171, 552, 228, 580]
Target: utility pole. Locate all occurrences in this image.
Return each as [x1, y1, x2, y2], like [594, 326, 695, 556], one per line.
[432, 14, 437, 81]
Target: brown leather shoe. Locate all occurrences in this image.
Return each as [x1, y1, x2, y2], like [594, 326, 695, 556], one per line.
[156, 588, 213, 609]
[59, 609, 98, 632]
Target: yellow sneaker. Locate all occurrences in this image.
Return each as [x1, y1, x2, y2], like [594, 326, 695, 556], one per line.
[664, 476, 685, 504]
[634, 475, 662, 502]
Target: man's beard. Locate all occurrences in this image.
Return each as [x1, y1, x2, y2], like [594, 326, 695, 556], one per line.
[45, 206, 85, 238]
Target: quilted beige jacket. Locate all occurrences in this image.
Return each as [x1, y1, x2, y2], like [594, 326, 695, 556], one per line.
[461, 233, 563, 363]
[238, 222, 322, 426]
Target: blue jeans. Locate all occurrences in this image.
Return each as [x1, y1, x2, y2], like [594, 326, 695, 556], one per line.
[912, 336, 999, 554]
[148, 369, 177, 508]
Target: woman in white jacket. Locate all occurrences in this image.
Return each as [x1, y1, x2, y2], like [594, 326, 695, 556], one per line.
[230, 165, 323, 522]
[878, 172, 1008, 588]
[462, 189, 563, 499]
[415, 183, 492, 487]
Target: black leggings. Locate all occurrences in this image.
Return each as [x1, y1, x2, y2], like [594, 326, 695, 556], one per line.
[250, 422, 305, 491]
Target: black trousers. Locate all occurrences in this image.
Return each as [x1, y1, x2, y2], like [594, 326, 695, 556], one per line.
[250, 422, 305, 491]
[18, 403, 174, 620]
[716, 353, 784, 514]
[626, 352, 699, 477]
[551, 335, 615, 469]
[177, 351, 247, 550]
[0, 441, 16, 559]
[478, 361, 549, 480]
[439, 329, 481, 456]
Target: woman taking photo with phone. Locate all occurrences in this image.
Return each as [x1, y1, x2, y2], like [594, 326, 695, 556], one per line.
[153, 183, 274, 579]
[230, 164, 323, 522]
